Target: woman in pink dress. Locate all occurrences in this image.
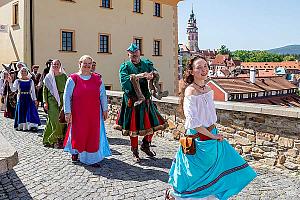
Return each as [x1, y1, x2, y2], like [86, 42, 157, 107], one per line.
[63, 55, 111, 165]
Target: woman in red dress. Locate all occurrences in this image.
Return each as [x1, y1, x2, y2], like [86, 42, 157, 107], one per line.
[63, 55, 111, 165]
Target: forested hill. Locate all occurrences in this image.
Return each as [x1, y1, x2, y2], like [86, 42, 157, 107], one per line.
[268, 45, 300, 55]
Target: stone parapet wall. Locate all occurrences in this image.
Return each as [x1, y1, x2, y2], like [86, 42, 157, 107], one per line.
[107, 91, 300, 171]
[0, 133, 18, 174]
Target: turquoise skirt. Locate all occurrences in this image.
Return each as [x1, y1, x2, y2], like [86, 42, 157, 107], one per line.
[168, 128, 257, 200]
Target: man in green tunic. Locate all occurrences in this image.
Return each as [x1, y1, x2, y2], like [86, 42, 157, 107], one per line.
[113, 44, 168, 162]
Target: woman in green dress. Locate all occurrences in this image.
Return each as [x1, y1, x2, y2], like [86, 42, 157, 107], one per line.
[43, 59, 68, 148]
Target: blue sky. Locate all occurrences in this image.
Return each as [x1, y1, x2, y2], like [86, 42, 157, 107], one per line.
[177, 0, 300, 51]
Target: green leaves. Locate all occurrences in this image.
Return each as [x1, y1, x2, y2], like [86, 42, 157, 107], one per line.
[218, 45, 231, 55]
[231, 50, 291, 62]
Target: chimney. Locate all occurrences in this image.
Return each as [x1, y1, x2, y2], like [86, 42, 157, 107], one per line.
[250, 68, 256, 83]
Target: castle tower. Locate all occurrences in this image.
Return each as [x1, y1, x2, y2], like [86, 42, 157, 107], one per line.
[186, 7, 199, 52]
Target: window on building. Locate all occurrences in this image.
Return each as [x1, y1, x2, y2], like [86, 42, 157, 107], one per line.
[133, 37, 143, 54]
[154, 3, 161, 17]
[101, 0, 111, 8]
[158, 82, 163, 91]
[254, 93, 258, 98]
[105, 85, 112, 90]
[61, 30, 75, 51]
[153, 40, 161, 56]
[133, 0, 141, 13]
[12, 2, 19, 25]
[99, 34, 110, 53]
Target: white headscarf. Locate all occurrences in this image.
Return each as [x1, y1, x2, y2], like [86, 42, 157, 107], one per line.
[16, 62, 27, 71]
[0, 70, 8, 94]
[0, 70, 8, 80]
[17, 67, 32, 79]
[43, 60, 66, 106]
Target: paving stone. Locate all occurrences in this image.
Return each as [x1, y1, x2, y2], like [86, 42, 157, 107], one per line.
[0, 112, 300, 199]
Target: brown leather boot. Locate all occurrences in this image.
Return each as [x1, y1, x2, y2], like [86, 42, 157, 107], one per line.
[131, 147, 141, 163]
[130, 74, 145, 106]
[140, 138, 156, 157]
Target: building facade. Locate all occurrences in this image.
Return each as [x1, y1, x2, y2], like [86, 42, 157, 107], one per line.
[0, 0, 182, 94]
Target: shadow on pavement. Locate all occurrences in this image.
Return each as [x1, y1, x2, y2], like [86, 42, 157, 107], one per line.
[107, 137, 158, 147]
[0, 170, 32, 200]
[107, 137, 130, 146]
[138, 157, 173, 169]
[39, 118, 47, 125]
[84, 158, 170, 183]
[110, 149, 122, 155]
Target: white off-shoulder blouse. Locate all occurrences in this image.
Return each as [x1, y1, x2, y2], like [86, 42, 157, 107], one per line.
[183, 90, 217, 129]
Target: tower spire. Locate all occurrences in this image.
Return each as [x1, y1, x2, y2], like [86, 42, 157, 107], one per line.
[186, 7, 199, 52]
[192, 4, 194, 14]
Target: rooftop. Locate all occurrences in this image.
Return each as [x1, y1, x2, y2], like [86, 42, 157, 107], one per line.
[241, 61, 300, 70]
[210, 76, 298, 94]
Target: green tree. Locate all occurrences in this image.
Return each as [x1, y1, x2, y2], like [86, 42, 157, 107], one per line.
[283, 55, 296, 61]
[218, 45, 231, 55]
[181, 57, 189, 73]
[231, 50, 285, 62]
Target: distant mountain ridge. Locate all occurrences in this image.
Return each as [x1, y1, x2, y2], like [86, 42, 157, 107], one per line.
[268, 45, 300, 55]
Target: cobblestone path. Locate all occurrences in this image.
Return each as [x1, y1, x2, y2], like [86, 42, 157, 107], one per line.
[1, 112, 300, 200]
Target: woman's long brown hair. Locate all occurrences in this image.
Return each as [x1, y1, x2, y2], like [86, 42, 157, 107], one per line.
[178, 55, 208, 118]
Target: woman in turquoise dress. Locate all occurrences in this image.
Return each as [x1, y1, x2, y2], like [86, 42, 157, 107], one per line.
[167, 56, 256, 200]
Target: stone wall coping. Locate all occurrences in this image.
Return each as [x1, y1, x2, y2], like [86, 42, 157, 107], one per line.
[106, 90, 300, 118]
[107, 90, 123, 98]
[0, 133, 18, 174]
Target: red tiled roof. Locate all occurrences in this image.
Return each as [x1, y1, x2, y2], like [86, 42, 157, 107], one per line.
[255, 76, 296, 91]
[211, 78, 264, 93]
[241, 61, 300, 70]
[211, 55, 230, 66]
[211, 76, 297, 94]
[220, 69, 230, 77]
[199, 49, 217, 57]
[233, 60, 241, 66]
[236, 69, 277, 77]
[236, 74, 251, 78]
[242, 94, 300, 107]
[211, 55, 240, 67]
[258, 69, 276, 77]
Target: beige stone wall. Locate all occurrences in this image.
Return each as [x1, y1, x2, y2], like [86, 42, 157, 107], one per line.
[0, 0, 29, 65]
[31, 0, 178, 94]
[107, 91, 300, 171]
